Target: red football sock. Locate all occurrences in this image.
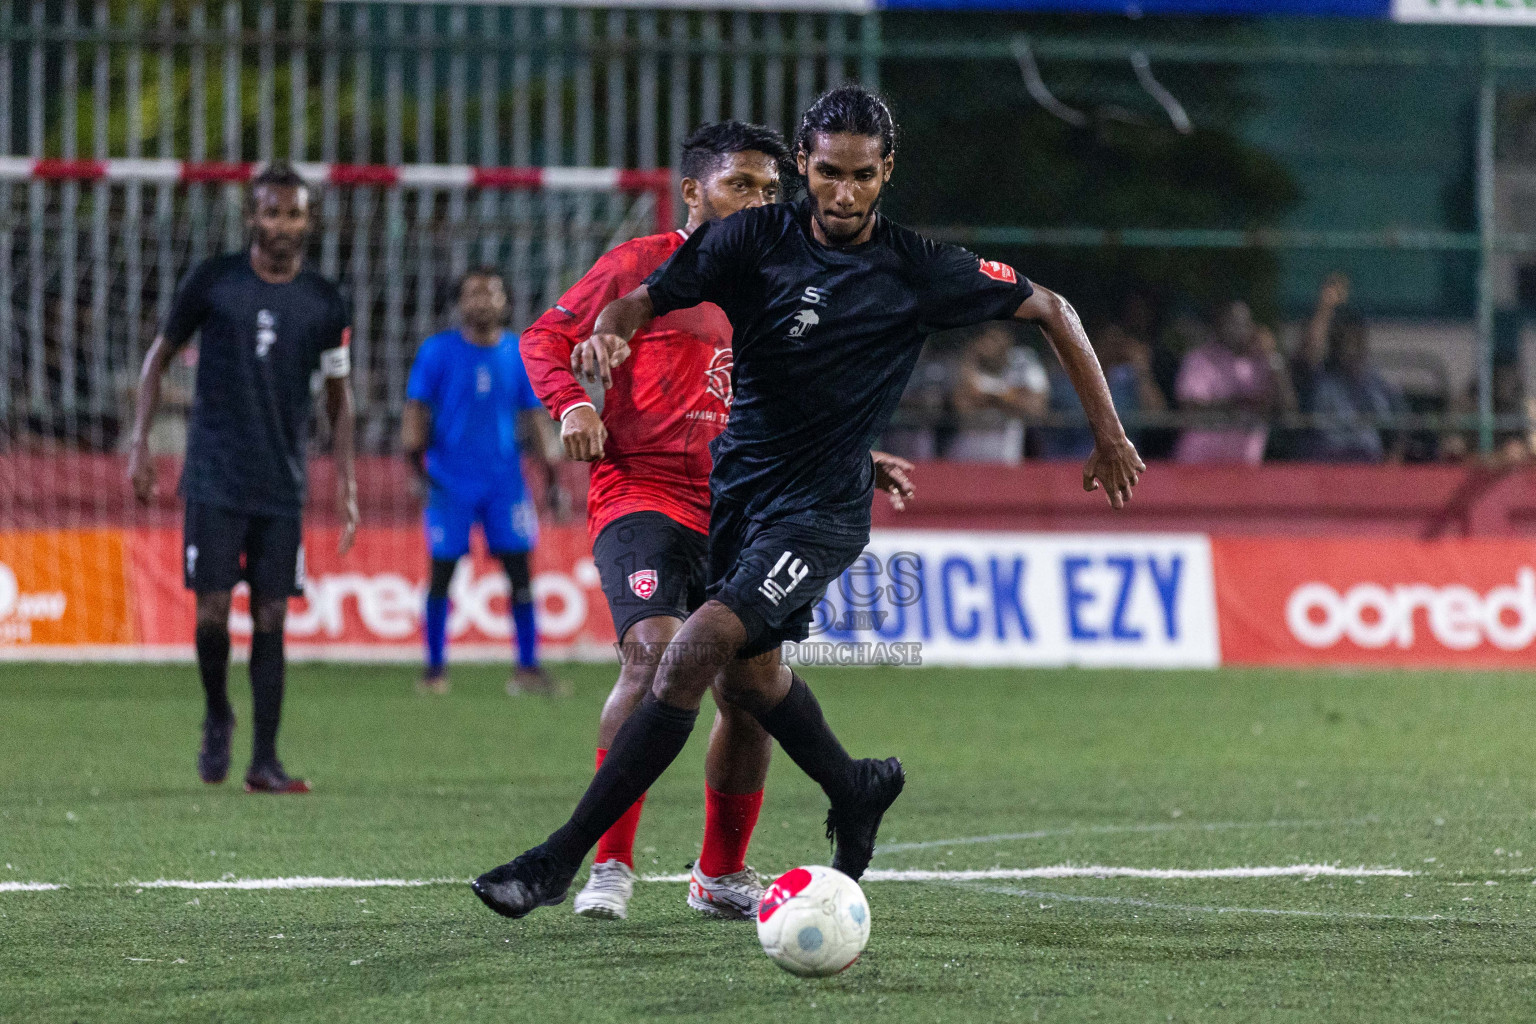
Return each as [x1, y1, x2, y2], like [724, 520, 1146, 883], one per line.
[697, 784, 764, 878]
[592, 748, 646, 869]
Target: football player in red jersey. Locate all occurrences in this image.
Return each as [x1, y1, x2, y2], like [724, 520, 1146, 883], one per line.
[524, 122, 916, 921]
[520, 122, 790, 921]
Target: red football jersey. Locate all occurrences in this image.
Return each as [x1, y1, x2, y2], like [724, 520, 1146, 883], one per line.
[520, 229, 732, 537]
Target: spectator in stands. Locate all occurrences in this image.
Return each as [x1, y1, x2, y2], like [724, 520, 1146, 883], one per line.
[1292, 272, 1349, 411]
[946, 322, 1048, 464]
[1173, 299, 1297, 465]
[1108, 291, 1177, 460]
[1293, 303, 1406, 463]
[1440, 360, 1536, 465]
[1038, 321, 1167, 461]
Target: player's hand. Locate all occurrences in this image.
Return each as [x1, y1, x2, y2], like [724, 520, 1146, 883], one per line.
[562, 405, 607, 462]
[572, 333, 631, 389]
[1083, 435, 1145, 510]
[337, 477, 359, 555]
[871, 450, 916, 512]
[127, 440, 156, 505]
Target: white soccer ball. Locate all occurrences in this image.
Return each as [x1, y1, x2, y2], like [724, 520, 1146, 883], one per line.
[756, 865, 870, 977]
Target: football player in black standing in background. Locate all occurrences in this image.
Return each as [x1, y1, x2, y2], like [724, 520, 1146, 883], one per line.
[471, 86, 1144, 918]
[127, 163, 359, 794]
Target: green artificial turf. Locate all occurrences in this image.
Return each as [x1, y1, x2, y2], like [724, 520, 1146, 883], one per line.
[3, 662, 1535, 1022]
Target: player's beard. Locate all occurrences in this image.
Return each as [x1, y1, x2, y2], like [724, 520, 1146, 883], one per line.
[809, 191, 881, 247]
[253, 224, 307, 263]
[462, 310, 501, 334]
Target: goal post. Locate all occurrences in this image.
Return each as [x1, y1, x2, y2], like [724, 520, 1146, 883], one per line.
[0, 161, 672, 662]
[0, 157, 672, 430]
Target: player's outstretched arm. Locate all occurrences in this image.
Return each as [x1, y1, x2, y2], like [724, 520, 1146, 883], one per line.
[325, 375, 359, 555]
[573, 285, 654, 388]
[1014, 286, 1145, 509]
[126, 334, 177, 504]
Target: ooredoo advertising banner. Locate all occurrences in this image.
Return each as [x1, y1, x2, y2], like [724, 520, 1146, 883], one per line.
[128, 525, 618, 660]
[0, 529, 133, 647]
[1211, 537, 1536, 669]
[5, 525, 1536, 669]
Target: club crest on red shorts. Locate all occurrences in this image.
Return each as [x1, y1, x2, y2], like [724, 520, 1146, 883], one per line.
[978, 259, 1017, 284]
[628, 569, 659, 600]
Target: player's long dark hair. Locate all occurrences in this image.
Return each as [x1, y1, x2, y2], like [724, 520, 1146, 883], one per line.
[793, 85, 898, 160]
[679, 121, 790, 182]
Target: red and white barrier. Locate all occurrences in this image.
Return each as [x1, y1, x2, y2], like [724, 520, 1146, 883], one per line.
[0, 158, 674, 229]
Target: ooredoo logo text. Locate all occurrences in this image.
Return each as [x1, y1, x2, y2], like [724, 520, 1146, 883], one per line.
[225, 559, 601, 641]
[1286, 568, 1536, 652]
[0, 562, 66, 643]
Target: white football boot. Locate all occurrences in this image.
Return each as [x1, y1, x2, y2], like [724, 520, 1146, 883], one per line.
[686, 863, 764, 920]
[572, 860, 635, 920]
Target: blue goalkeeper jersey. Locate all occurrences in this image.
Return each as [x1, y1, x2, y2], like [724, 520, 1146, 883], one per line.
[406, 328, 542, 497]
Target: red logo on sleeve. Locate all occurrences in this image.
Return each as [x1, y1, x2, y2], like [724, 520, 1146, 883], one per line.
[978, 259, 1017, 284]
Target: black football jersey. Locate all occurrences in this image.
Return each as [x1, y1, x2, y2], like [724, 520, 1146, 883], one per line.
[163, 253, 349, 516]
[646, 200, 1033, 536]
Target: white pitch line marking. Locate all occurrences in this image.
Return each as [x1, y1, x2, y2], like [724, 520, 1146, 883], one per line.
[973, 884, 1509, 926]
[0, 865, 1413, 895]
[867, 864, 1412, 881]
[877, 817, 1383, 855]
[643, 864, 1411, 884]
[128, 877, 459, 891]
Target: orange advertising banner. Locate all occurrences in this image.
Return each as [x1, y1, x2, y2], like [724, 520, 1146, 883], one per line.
[127, 524, 617, 659]
[0, 529, 134, 647]
[1212, 537, 1536, 668]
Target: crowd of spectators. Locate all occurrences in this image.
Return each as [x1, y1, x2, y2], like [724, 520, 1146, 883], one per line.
[880, 272, 1536, 466]
[5, 269, 1532, 467]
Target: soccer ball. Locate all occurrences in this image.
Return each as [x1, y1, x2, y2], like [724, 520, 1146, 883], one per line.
[756, 865, 870, 977]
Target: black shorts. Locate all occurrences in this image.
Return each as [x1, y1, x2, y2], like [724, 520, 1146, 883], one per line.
[592, 511, 709, 642]
[183, 501, 305, 598]
[707, 502, 868, 660]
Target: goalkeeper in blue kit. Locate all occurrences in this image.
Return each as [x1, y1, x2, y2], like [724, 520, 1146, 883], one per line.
[401, 268, 562, 695]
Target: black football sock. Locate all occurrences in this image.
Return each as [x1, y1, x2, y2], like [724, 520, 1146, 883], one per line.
[249, 630, 286, 767]
[545, 694, 698, 865]
[195, 621, 233, 722]
[754, 674, 858, 807]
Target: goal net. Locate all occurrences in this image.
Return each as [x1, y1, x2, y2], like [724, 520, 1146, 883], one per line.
[0, 161, 669, 661]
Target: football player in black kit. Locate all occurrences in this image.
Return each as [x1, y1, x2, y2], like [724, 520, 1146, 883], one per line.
[127, 163, 359, 794]
[472, 86, 1145, 918]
